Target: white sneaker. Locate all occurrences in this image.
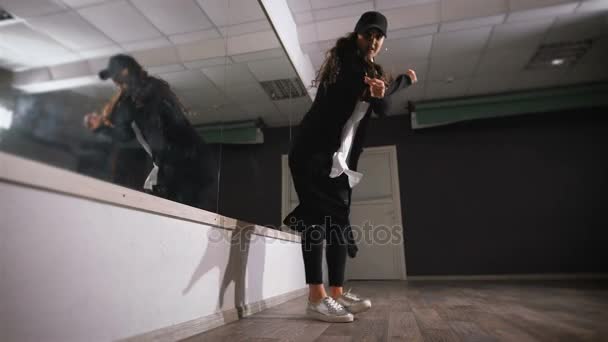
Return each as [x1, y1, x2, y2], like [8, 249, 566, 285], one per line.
[306, 296, 354, 323]
[335, 288, 372, 314]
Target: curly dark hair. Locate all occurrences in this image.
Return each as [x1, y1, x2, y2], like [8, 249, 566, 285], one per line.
[313, 32, 390, 89]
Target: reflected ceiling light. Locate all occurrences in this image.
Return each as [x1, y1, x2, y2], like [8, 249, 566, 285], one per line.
[13, 75, 101, 94]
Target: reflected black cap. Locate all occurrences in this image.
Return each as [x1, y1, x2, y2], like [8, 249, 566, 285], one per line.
[354, 11, 388, 37]
[98, 54, 140, 80]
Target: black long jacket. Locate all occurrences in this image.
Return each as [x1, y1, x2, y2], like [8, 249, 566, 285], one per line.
[285, 49, 412, 257]
[96, 77, 216, 190]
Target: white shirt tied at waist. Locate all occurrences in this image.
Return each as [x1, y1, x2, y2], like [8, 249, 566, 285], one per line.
[329, 101, 370, 188]
[131, 121, 159, 191]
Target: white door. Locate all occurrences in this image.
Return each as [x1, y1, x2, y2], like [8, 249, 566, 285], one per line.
[282, 145, 406, 281]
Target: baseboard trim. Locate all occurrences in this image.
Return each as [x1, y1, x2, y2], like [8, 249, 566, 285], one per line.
[120, 287, 308, 342]
[407, 273, 608, 281]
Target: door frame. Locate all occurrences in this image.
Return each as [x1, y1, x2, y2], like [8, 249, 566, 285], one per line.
[281, 145, 406, 279]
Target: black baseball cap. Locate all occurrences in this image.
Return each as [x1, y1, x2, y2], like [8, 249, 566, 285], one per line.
[98, 54, 140, 80]
[354, 11, 388, 37]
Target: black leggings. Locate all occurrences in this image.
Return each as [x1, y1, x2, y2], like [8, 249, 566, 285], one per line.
[301, 223, 348, 287]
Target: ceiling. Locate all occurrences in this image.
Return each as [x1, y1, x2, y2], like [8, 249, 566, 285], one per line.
[288, 0, 608, 115]
[0, 0, 607, 126]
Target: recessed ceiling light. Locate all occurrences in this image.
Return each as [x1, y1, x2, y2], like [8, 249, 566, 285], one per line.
[526, 39, 593, 70]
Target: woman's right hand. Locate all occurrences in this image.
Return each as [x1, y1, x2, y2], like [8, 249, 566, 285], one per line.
[84, 112, 103, 131]
[364, 76, 386, 98]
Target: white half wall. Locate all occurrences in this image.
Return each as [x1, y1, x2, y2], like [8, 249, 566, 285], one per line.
[0, 156, 305, 341]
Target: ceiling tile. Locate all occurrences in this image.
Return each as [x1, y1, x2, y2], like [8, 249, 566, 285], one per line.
[576, 36, 608, 66]
[12, 68, 52, 86]
[169, 29, 222, 45]
[315, 16, 359, 41]
[308, 51, 325, 69]
[425, 78, 471, 100]
[247, 57, 297, 81]
[309, 0, 364, 10]
[183, 57, 231, 69]
[487, 18, 554, 50]
[218, 20, 272, 37]
[131, 46, 180, 67]
[543, 12, 607, 43]
[508, 0, 579, 11]
[225, 83, 271, 104]
[383, 2, 441, 31]
[0, 0, 68, 18]
[440, 14, 505, 32]
[565, 61, 608, 84]
[240, 99, 280, 117]
[431, 26, 493, 57]
[427, 54, 481, 81]
[156, 69, 212, 90]
[507, 68, 571, 91]
[387, 24, 438, 39]
[78, 0, 162, 43]
[79, 45, 123, 59]
[231, 48, 286, 63]
[130, 0, 213, 35]
[294, 11, 314, 24]
[0, 23, 73, 59]
[375, 0, 439, 11]
[441, 0, 508, 22]
[474, 48, 534, 75]
[226, 31, 280, 56]
[467, 73, 516, 95]
[122, 38, 173, 52]
[61, 0, 107, 8]
[287, 0, 312, 13]
[377, 35, 434, 62]
[49, 60, 91, 80]
[507, 3, 578, 22]
[312, 1, 374, 22]
[298, 23, 319, 44]
[202, 63, 258, 90]
[177, 38, 227, 62]
[576, 0, 608, 13]
[27, 11, 112, 50]
[196, 0, 266, 26]
[178, 85, 228, 108]
[147, 64, 185, 75]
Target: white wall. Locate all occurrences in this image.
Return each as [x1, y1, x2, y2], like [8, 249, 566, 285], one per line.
[0, 181, 305, 342]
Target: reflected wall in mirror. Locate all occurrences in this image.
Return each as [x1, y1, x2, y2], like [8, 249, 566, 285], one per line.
[213, 0, 312, 228]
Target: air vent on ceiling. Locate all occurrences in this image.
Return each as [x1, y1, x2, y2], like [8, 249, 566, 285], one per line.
[260, 78, 307, 100]
[526, 39, 593, 70]
[0, 9, 14, 21]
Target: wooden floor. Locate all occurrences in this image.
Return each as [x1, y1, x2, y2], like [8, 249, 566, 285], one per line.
[182, 280, 608, 342]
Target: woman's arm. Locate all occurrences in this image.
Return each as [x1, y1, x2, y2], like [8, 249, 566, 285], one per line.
[368, 73, 413, 117]
[370, 69, 418, 117]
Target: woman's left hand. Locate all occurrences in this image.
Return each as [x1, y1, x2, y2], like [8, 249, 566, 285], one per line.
[364, 76, 386, 98]
[406, 69, 418, 84]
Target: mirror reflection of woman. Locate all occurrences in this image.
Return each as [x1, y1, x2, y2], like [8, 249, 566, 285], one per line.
[284, 11, 417, 323]
[84, 55, 217, 211]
